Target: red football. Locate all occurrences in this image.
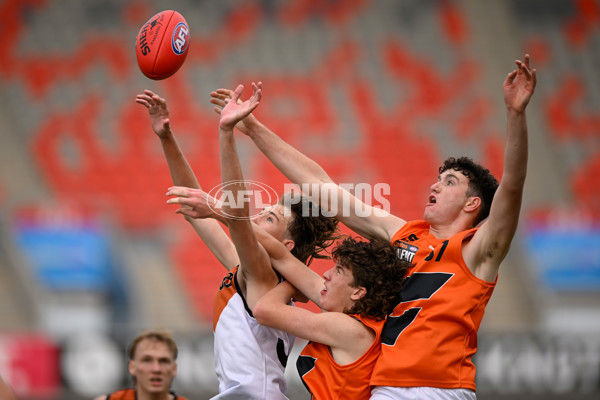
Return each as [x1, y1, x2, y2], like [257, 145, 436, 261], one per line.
[135, 10, 190, 80]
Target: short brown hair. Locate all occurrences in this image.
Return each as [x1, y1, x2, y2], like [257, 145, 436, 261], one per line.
[333, 237, 409, 320]
[128, 329, 178, 360]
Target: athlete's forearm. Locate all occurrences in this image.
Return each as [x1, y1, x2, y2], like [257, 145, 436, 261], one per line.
[244, 119, 333, 187]
[219, 127, 249, 218]
[160, 130, 201, 189]
[502, 109, 528, 191]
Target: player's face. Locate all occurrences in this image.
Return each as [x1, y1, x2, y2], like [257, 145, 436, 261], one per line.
[424, 169, 471, 225]
[129, 339, 177, 396]
[320, 263, 357, 313]
[251, 204, 293, 242]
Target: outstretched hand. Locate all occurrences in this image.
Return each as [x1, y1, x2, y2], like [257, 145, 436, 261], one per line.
[503, 54, 537, 113]
[211, 88, 253, 135]
[135, 90, 171, 138]
[218, 82, 262, 131]
[167, 186, 221, 219]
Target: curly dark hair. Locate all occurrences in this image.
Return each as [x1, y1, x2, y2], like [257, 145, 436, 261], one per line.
[282, 193, 340, 266]
[439, 157, 499, 227]
[332, 237, 409, 320]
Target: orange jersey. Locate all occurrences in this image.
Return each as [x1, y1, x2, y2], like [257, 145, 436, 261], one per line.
[370, 220, 496, 391]
[297, 315, 385, 400]
[212, 266, 238, 331]
[106, 389, 188, 400]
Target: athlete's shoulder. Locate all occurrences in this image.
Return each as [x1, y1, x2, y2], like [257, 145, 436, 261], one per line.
[391, 220, 430, 241]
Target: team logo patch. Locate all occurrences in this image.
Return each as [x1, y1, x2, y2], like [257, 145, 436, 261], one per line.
[172, 22, 190, 55]
[394, 240, 418, 264]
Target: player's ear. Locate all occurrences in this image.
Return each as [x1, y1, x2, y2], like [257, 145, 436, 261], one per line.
[464, 196, 481, 214]
[128, 359, 136, 376]
[351, 286, 367, 301]
[283, 239, 295, 252]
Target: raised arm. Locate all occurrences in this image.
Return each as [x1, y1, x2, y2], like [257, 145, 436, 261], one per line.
[217, 83, 280, 309]
[136, 90, 238, 269]
[210, 89, 405, 241]
[253, 281, 371, 354]
[466, 54, 537, 281]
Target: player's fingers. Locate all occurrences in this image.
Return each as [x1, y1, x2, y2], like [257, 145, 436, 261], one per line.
[166, 186, 189, 197]
[151, 94, 166, 105]
[213, 106, 222, 115]
[231, 84, 244, 103]
[211, 91, 229, 100]
[521, 64, 533, 80]
[514, 60, 522, 70]
[135, 98, 151, 108]
[505, 70, 517, 84]
[524, 54, 530, 70]
[167, 196, 196, 208]
[216, 88, 234, 97]
[210, 97, 226, 107]
[136, 93, 153, 102]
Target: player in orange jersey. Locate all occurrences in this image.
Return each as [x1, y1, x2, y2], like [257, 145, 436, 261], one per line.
[94, 329, 188, 400]
[253, 234, 408, 400]
[209, 54, 536, 399]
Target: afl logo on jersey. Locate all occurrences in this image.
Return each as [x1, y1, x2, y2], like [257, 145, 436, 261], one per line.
[171, 22, 190, 55]
[394, 240, 418, 264]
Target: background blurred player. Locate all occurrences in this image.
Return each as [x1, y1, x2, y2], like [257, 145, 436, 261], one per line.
[93, 329, 187, 400]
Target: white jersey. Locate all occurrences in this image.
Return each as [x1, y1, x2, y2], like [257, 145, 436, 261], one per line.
[211, 266, 294, 399]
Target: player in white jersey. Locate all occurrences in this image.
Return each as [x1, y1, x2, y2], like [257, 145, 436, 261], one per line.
[212, 265, 292, 399]
[137, 84, 337, 398]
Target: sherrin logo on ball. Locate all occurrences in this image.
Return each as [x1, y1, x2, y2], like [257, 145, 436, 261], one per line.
[135, 10, 190, 80]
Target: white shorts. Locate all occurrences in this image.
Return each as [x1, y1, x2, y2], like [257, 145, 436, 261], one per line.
[370, 386, 477, 400]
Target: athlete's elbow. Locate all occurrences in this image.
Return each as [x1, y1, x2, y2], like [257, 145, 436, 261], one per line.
[253, 301, 270, 326]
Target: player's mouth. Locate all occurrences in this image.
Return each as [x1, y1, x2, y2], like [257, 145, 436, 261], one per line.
[320, 284, 327, 296]
[426, 194, 437, 206]
[150, 377, 163, 386]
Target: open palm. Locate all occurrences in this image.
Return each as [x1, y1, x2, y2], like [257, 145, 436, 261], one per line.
[219, 82, 262, 130]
